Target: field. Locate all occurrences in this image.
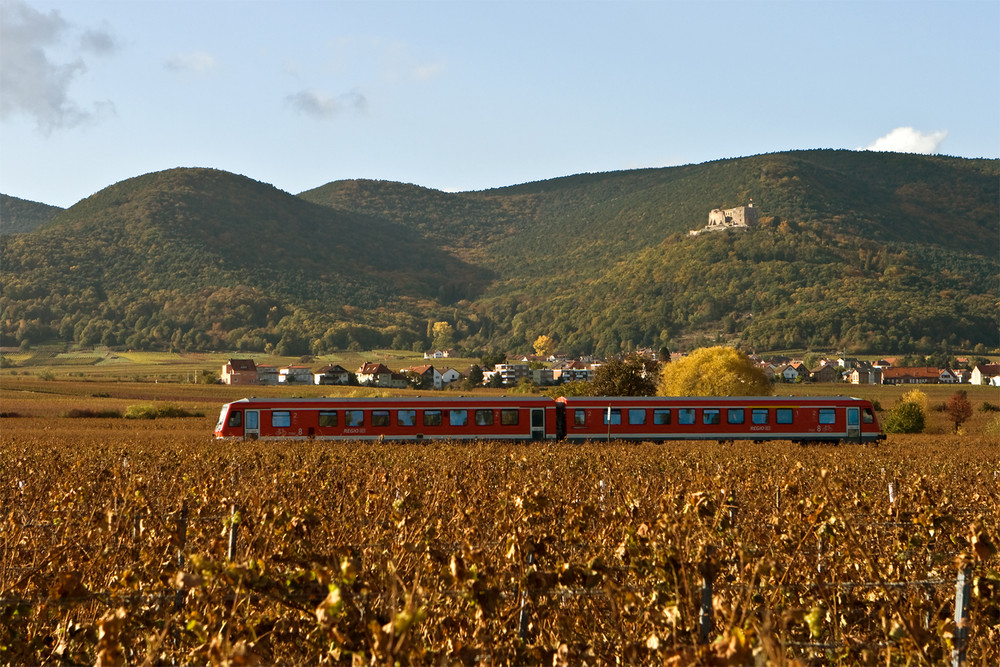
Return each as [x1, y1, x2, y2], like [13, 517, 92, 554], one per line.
[1, 372, 998, 664]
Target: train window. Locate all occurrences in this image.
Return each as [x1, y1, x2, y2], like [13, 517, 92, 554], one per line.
[423, 410, 442, 426]
[501, 409, 519, 425]
[227, 411, 243, 427]
[449, 410, 468, 426]
[318, 411, 337, 427]
[271, 411, 291, 428]
[653, 409, 671, 425]
[628, 409, 646, 425]
[603, 409, 622, 425]
[678, 409, 695, 425]
[818, 409, 836, 424]
[573, 409, 586, 426]
[371, 410, 390, 427]
[345, 410, 364, 427]
[862, 408, 874, 424]
[398, 410, 416, 426]
[728, 409, 745, 424]
[752, 409, 768, 424]
[703, 409, 720, 425]
[776, 408, 794, 424]
[475, 409, 494, 426]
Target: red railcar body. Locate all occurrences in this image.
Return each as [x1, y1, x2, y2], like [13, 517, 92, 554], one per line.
[215, 395, 884, 444]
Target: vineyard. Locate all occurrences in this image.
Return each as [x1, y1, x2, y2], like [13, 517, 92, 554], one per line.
[1, 415, 998, 665]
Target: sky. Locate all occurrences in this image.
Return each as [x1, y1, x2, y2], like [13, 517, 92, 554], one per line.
[2, 0, 998, 209]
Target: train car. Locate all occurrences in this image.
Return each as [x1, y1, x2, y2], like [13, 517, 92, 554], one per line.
[556, 395, 883, 444]
[214, 396, 559, 441]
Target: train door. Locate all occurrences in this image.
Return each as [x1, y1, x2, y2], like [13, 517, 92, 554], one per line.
[245, 409, 260, 440]
[530, 408, 545, 440]
[846, 407, 860, 442]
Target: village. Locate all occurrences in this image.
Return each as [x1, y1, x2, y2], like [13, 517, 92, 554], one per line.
[220, 350, 1000, 390]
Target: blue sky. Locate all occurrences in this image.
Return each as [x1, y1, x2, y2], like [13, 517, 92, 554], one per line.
[2, 0, 998, 208]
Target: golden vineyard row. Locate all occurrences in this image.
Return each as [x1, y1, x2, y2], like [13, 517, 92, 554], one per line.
[1, 420, 998, 665]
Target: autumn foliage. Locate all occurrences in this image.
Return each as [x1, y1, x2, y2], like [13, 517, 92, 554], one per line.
[658, 346, 771, 397]
[2, 419, 998, 665]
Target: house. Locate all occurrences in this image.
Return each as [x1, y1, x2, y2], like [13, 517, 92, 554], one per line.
[256, 365, 280, 385]
[881, 367, 946, 385]
[279, 365, 314, 384]
[837, 358, 860, 371]
[552, 361, 594, 384]
[532, 368, 556, 386]
[778, 362, 806, 383]
[850, 363, 883, 385]
[493, 363, 530, 386]
[439, 367, 462, 385]
[423, 350, 452, 360]
[406, 364, 443, 389]
[221, 359, 258, 385]
[970, 364, 1000, 386]
[314, 364, 350, 385]
[809, 364, 839, 383]
[357, 362, 395, 387]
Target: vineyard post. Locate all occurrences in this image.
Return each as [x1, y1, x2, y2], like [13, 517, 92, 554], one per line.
[951, 564, 972, 667]
[518, 551, 535, 641]
[228, 504, 239, 561]
[174, 499, 188, 611]
[699, 547, 716, 644]
[888, 482, 896, 504]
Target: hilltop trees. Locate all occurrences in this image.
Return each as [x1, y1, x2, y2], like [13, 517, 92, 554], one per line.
[658, 346, 771, 397]
[589, 353, 660, 396]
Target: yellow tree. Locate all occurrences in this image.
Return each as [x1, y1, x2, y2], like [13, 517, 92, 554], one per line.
[658, 346, 771, 396]
[431, 321, 454, 350]
[533, 334, 555, 357]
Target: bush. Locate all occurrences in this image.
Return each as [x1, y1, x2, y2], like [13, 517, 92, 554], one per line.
[979, 402, 1000, 412]
[65, 408, 123, 418]
[882, 401, 925, 434]
[124, 404, 202, 419]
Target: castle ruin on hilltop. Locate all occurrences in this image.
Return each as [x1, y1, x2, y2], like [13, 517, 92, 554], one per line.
[690, 200, 758, 236]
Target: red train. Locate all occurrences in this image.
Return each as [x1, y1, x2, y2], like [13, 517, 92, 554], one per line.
[214, 395, 884, 444]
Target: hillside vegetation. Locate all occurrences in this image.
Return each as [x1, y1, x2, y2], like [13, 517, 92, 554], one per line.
[2, 151, 997, 356]
[0, 194, 63, 234]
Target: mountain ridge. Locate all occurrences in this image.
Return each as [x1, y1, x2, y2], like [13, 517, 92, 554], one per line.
[2, 151, 997, 356]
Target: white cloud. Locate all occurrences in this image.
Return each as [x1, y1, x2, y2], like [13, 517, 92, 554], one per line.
[862, 127, 948, 154]
[164, 51, 218, 74]
[0, 0, 114, 133]
[286, 89, 368, 119]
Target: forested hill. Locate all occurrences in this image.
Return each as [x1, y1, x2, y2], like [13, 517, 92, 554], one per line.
[0, 194, 63, 235]
[1, 152, 997, 356]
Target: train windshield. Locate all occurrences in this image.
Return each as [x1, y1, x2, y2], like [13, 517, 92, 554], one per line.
[215, 405, 229, 432]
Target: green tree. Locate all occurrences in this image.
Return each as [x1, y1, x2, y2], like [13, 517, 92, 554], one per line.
[431, 321, 454, 350]
[590, 353, 659, 396]
[658, 346, 771, 396]
[883, 400, 925, 434]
